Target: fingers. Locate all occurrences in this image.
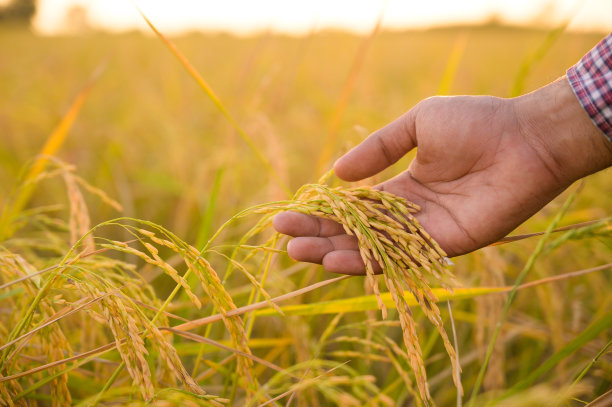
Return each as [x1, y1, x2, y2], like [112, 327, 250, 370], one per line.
[287, 234, 358, 263]
[323, 250, 381, 275]
[273, 212, 345, 237]
[334, 109, 418, 181]
[274, 212, 381, 275]
[287, 237, 381, 276]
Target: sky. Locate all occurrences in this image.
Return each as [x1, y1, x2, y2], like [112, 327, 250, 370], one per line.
[24, 0, 612, 36]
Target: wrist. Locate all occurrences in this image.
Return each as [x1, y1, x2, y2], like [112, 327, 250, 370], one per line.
[512, 76, 612, 184]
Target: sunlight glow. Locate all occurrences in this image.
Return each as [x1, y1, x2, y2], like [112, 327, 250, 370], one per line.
[32, 0, 612, 35]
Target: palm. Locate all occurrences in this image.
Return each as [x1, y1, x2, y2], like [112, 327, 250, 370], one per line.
[378, 95, 565, 256]
[274, 95, 568, 274]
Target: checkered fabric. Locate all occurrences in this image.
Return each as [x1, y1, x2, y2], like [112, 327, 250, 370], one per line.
[567, 33, 612, 143]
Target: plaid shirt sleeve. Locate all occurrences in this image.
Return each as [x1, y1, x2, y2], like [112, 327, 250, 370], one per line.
[567, 33, 612, 143]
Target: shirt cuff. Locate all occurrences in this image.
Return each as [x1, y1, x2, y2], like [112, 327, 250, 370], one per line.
[566, 34, 612, 143]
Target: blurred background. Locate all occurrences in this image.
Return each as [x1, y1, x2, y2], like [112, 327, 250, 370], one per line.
[1, 0, 610, 239]
[21, 0, 612, 35]
[1, 1, 611, 405]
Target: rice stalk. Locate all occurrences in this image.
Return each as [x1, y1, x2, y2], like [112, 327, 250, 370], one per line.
[62, 170, 95, 253]
[467, 184, 583, 406]
[492, 218, 609, 246]
[3, 172, 608, 405]
[253, 359, 381, 407]
[80, 220, 260, 399]
[3, 135, 607, 406]
[2, 251, 219, 404]
[496, 308, 612, 403]
[195, 167, 225, 249]
[0, 255, 75, 406]
[267, 183, 460, 403]
[474, 248, 507, 391]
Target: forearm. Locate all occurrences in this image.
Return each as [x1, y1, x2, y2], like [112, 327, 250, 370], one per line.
[513, 76, 612, 186]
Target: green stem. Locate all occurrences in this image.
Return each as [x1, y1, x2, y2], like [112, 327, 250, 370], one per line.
[88, 362, 125, 407]
[495, 309, 612, 402]
[571, 339, 612, 387]
[467, 187, 581, 406]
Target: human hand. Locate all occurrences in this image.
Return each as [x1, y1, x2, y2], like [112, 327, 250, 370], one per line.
[274, 77, 612, 274]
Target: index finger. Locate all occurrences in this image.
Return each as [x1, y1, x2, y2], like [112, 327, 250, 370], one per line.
[334, 109, 418, 182]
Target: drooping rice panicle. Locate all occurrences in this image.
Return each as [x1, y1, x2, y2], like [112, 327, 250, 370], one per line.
[269, 183, 461, 403]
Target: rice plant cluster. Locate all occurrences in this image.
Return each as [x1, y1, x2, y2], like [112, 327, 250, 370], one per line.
[0, 164, 462, 406]
[284, 183, 461, 402]
[0, 15, 611, 407]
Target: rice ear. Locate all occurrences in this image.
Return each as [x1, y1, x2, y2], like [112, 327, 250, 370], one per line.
[286, 184, 460, 403]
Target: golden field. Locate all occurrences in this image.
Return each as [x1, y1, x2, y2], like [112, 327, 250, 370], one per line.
[0, 22, 610, 406]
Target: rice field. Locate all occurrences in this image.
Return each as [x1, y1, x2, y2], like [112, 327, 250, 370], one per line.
[0, 19, 611, 406]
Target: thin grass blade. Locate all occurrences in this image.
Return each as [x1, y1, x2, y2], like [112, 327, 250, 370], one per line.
[136, 8, 289, 195]
[437, 32, 468, 95]
[495, 309, 612, 403]
[315, 1, 387, 175]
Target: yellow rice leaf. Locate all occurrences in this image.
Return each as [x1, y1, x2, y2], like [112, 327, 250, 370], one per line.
[437, 32, 468, 95]
[254, 286, 508, 317]
[0, 65, 103, 239]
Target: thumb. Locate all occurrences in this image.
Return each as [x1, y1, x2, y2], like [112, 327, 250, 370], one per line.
[333, 109, 418, 181]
